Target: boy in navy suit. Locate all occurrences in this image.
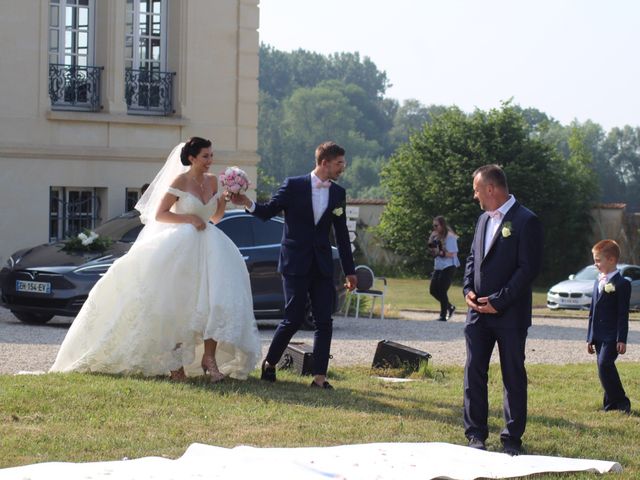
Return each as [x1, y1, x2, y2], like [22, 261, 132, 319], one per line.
[587, 239, 631, 413]
[234, 141, 357, 389]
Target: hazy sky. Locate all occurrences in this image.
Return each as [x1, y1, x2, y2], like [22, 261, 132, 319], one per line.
[258, 0, 640, 130]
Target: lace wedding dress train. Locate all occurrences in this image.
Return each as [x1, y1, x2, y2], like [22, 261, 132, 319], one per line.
[50, 188, 261, 379]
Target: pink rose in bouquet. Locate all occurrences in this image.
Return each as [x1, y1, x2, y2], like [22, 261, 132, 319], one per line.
[219, 166, 251, 196]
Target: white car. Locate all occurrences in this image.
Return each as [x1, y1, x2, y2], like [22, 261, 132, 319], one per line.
[547, 264, 640, 310]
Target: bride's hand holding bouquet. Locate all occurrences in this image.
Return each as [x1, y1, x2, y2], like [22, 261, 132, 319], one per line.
[219, 166, 250, 202]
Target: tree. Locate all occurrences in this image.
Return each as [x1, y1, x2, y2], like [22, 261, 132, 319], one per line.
[388, 100, 448, 151]
[376, 104, 598, 280]
[259, 45, 390, 100]
[276, 84, 382, 176]
[339, 156, 388, 199]
[604, 126, 640, 209]
[257, 46, 392, 195]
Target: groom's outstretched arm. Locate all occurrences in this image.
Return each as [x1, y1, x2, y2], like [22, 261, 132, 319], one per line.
[233, 178, 291, 220]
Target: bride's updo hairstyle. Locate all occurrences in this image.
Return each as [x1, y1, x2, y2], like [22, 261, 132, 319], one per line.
[180, 136, 212, 166]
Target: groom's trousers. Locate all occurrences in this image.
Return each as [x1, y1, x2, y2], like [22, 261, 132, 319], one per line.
[265, 260, 335, 375]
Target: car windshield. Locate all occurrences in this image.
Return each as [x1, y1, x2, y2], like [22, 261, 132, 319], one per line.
[93, 212, 143, 242]
[573, 265, 599, 281]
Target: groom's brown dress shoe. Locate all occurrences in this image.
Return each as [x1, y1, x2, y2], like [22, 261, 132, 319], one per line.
[261, 360, 276, 382]
[310, 380, 334, 390]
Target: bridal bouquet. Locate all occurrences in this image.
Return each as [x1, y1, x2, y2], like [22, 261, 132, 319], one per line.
[219, 166, 251, 195]
[62, 229, 112, 252]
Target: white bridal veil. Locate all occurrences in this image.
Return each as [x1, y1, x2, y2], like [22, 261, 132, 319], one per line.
[134, 142, 188, 225]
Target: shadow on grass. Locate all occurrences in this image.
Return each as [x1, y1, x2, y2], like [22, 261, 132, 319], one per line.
[84, 367, 603, 444]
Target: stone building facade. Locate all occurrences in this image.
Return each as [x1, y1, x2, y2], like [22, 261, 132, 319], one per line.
[0, 0, 259, 263]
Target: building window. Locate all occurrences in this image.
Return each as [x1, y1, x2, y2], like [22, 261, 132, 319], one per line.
[48, 0, 103, 111]
[49, 187, 102, 241]
[125, 187, 141, 212]
[125, 0, 175, 116]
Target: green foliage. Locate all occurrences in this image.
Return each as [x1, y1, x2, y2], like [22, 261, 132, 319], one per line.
[259, 45, 390, 101]
[376, 103, 599, 280]
[603, 126, 640, 208]
[257, 45, 640, 277]
[258, 45, 392, 194]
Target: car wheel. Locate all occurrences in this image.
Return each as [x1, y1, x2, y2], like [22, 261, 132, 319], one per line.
[11, 311, 54, 325]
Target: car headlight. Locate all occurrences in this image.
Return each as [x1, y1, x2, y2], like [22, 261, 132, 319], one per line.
[548, 290, 557, 295]
[6, 255, 19, 268]
[584, 292, 592, 298]
[74, 264, 112, 276]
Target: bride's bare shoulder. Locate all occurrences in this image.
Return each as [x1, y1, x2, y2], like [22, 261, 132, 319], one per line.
[170, 173, 189, 189]
[205, 173, 218, 192]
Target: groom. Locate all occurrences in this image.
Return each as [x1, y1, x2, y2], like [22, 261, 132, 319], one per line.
[463, 164, 543, 455]
[234, 141, 357, 389]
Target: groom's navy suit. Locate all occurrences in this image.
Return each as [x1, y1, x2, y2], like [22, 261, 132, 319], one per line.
[251, 174, 355, 375]
[462, 201, 543, 446]
[587, 272, 631, 412]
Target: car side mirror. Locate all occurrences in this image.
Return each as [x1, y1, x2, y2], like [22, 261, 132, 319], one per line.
[568, 274, 575, 280]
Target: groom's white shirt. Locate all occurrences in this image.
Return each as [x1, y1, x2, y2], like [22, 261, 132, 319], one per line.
[310, 172, 329, 224]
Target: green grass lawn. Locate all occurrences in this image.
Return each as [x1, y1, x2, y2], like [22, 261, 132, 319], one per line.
[1, 365, 639, 479]
[362, 276, 640, 320]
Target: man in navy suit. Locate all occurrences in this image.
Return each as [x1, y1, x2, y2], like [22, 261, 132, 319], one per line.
[462, 164, 543, 455]
[234, 141, 357, 389]
[587, 239, 631, 413]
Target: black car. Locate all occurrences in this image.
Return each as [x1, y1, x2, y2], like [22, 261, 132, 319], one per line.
[0, 210, 346, 329]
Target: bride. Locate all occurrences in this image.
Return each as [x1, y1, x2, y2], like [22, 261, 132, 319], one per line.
[50, 137, 261, 382]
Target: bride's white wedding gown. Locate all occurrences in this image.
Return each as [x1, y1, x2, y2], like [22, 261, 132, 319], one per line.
[50, 187, 261, 379]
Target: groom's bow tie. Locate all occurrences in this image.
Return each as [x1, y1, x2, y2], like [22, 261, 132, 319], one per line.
[313, 178, 332, 189]
[486, 210, 502, 220]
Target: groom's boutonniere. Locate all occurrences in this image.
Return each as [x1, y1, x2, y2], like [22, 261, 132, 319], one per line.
[332, 207, 344, 217]
[501, 221, 512, 238]
[604, 282, 616, 293]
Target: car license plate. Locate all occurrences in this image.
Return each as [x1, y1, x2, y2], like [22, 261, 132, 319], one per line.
[563, 298, 580, 304]
[16, 280, 51, 294]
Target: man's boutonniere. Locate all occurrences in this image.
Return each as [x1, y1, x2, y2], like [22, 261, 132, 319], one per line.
[604, 282, 616, 294]
[332, 207, 344, 217]
[501, 221, 512, 238]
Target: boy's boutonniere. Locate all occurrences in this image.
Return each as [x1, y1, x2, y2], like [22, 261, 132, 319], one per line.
[501, 221, 512, 238]
[604, 282, 616, 293]
[332, 207, 344, 217]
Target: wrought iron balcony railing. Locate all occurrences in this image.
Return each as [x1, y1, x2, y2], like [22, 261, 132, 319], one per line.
[125, 68, 175, 116]
[49, 64, 103, 112]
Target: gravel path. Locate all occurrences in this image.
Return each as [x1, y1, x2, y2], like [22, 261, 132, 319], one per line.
[1, 306, 639, 374]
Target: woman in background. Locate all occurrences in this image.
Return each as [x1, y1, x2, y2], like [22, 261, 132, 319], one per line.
[428, 215, 460, 321]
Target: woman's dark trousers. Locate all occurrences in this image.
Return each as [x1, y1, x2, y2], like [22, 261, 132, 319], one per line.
[430, 266, 455, 319]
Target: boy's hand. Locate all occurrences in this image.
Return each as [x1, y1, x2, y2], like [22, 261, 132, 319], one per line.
[587, 343, 595, 355]
[617, 342, 627, 355]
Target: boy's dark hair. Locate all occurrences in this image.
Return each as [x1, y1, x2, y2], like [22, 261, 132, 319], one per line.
[592, 239, 621, 261]
[315, 141, 345, 165]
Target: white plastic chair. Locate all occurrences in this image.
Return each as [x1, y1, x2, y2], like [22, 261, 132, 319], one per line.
[344, 265, 387, 320]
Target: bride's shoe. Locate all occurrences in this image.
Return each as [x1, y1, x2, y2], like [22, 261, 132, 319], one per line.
[201, 356, 225, 383]
[169, 367, 187, 382]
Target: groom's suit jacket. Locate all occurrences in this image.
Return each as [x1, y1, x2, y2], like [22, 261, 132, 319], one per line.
[252, 174, 355, 278]
[587, 272, 630, 344]
[463, 201, 543, 329]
